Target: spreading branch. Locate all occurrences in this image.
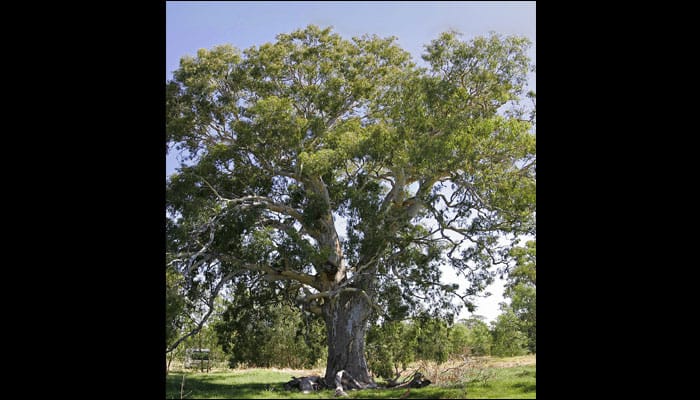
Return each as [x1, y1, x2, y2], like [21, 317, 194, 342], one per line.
[166, 271, 236, 353]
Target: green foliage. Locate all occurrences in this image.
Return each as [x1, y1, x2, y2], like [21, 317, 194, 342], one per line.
[491, 310, 528, 357]
[166, 266, 186, 348]
[504, 240, 536, 353]
[451, 318, 493, 356]
[414, 316, 451, 364]
[214, 283, 325, 369]
[447, 322, 470, 355]
[366, 315, 497, 379]
[366, 320, 417, 379]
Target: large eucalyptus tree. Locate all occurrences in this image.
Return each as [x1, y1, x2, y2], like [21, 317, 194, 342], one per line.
[166, 25, 535, 388]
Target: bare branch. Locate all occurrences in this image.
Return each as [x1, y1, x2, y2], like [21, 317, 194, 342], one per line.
[166, 271, 236, 353]
[348, 254, 379, 278]
[257, 267, 321, 290]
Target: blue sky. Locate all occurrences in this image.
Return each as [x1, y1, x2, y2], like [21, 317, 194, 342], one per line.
[166, 0, 535, 324]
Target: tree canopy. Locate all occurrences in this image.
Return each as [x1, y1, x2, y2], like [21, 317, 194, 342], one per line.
[166, 25, 535, 387]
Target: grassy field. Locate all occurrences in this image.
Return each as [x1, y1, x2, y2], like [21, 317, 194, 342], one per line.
[165, 355, 535, 399]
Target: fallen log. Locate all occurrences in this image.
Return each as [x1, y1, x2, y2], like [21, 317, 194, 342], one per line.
[283, 375, 323, 393]
[385, 371, 431, 389]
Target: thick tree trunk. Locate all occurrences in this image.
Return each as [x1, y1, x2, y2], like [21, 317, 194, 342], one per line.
[322, 290, 374, 388]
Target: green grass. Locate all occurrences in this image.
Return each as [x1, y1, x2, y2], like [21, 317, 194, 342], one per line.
[166, 364, 535, 399]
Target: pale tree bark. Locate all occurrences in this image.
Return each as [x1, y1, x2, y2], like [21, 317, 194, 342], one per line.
[322, 290, 374, 387]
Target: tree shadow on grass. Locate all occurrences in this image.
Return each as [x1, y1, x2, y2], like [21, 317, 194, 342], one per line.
[165, 374, 500, 399]
[166, 374, 277, 398]
[512, 382, 536, 393]
[166, 374, 336, 399]
[345, 386, 467, 399]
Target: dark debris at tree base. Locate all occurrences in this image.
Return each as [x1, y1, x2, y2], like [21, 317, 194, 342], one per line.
[282, 371, 431, 394]
[283, 375, 323, 393]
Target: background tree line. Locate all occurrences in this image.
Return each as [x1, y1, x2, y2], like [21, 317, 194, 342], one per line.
[166, 240, 535, 375]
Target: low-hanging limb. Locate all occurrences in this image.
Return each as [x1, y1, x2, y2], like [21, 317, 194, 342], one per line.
[166, 270, 236, 353]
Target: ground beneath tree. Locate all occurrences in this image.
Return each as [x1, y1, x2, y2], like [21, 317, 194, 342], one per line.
[166, 355, 536, 398]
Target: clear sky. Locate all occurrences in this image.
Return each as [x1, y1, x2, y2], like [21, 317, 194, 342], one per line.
[166, 0, 535, 325]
